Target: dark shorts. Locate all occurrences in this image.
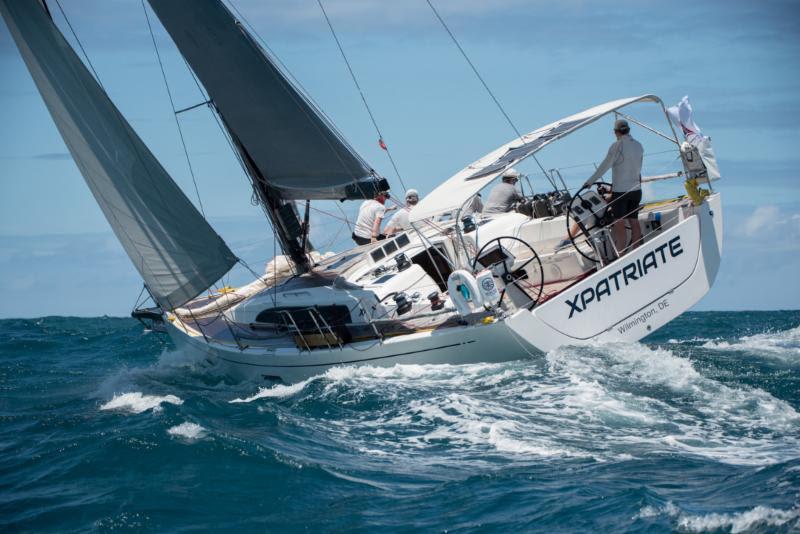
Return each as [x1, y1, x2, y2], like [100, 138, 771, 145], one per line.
[610, 189, 642, 220]
[352, 233, 370, 246]
[352, 233, 385, 246]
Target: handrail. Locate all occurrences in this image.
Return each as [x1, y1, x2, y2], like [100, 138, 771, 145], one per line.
[314, 308, 344, 350]
[280, 310, 311, 352]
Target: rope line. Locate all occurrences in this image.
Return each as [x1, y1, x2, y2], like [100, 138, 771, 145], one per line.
[317, 0, 408, 192]
[335, 202, 354, 233]
[424, 0, 550, 179]
[141, 0, 206, 216]
[53, 0, 104, 89]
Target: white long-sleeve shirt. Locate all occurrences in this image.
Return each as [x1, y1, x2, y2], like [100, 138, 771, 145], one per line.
[483, 182, 523, 214]
[385, 207, 410, 232]
[585, 134, 644, 192]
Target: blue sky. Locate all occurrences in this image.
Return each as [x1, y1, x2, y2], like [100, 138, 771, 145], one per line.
[0, 0, 799, 317]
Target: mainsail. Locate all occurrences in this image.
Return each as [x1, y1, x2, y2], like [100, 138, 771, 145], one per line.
[147, 0, 383, 201]
[0, 0, 238, 309]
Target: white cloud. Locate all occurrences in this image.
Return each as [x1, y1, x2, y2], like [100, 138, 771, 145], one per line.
[741, 205, 780, 237]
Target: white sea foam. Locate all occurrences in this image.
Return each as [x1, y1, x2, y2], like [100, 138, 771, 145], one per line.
[323, 362, 498, 384]
[167, 422, 206, 440]
[678, 506, 800, 532]
[701, 325, 800, 361]
[229, 377, 316, 403]
[542, 342, 800, 465]
[100, 392, 183, 414]
[224, 341, 799, 466]
[637, 502, 800, 532]
[315, 344, 798, 464]
[667, 337, 714, 345]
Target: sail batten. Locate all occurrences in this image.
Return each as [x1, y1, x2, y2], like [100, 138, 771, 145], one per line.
[0, 0, 238, 309]
[147, 0, 381, 201]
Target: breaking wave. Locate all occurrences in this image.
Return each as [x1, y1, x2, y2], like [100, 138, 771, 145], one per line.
[701, 325, 800, 362]
[100, 392, 183, 414]
[227, 341, 799, 466]
[3, 313, 798, 531]
[229, 377, 319, 403]
[636, 502, 800, 533]
[167, 422, 206, 440]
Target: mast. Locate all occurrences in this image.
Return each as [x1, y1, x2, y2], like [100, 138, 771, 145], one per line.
[226, 122, 312, 271]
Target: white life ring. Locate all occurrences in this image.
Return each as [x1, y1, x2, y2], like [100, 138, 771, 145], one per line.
[447, 270, 484, 316]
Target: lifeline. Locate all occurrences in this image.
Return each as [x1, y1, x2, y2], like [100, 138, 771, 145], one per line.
[566, 236, 684, 318]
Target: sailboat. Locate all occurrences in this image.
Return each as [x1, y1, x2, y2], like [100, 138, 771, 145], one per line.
[1, 0, 723, 384]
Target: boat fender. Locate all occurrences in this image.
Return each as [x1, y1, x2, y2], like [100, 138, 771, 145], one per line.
[684, 178, 709, 206]
[447, 270, 484, 316]
[475, 270, 501, 308]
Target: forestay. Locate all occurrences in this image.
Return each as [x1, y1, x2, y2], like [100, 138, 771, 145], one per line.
[410, 95, 664, 222]
[0, 0, 238, 309]
[148, 0, 379, 201]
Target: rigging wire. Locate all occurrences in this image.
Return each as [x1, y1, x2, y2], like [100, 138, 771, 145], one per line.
[141, 1, 243, 294]
[424, 0, 551, 179]
[50, 0, 234, 313]
[334, 202, 354, 233]
[52, 0, 104, 90]
[140, 0, 206, 216]
[225, 0, 372, 188]
[317, 0, 408, 192]
[171, 2, 364, 263]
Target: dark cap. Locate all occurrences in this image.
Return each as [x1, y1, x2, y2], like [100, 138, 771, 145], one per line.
[614, 119, 630, 133]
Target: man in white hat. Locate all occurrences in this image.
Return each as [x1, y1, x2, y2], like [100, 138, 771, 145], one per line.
[483, 168, 524, 214]
[385, 188, 420, 236]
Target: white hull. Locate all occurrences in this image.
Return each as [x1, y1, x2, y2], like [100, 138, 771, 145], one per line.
[167, 311, 538, 383]
[509, 193, 722, 350]
[167, 193, 722, 383]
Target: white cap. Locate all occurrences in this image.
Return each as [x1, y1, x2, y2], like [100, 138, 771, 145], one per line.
[502, 168, 520, 180]
[405, 188, 419, 199]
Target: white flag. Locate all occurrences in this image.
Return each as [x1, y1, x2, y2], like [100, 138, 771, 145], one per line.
[667, 96, 720, 180]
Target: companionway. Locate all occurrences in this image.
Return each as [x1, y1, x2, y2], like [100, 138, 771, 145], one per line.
[565, 236, 684, 319]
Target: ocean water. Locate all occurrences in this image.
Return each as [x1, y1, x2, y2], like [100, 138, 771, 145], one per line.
[1, 311, 798, 532]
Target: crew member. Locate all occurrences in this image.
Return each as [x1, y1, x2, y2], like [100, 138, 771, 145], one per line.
[560, 119, 644, 253]
[584, 119, 644, 253]
[352, 191, 389, 246]
[385, 189, 420, 236]
[483, 168, 524, 214]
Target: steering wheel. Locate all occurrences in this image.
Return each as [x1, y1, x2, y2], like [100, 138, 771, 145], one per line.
[565, 181, 612, 263]
[471, 236, 544, 310]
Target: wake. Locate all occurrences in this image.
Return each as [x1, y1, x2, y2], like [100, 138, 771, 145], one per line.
[227, 340, 800, 466]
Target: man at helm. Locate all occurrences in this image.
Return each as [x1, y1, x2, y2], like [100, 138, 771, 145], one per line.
[385, 189, 420, 236]
[483, 168, 524, 214]
[581, 118, 644, 253]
